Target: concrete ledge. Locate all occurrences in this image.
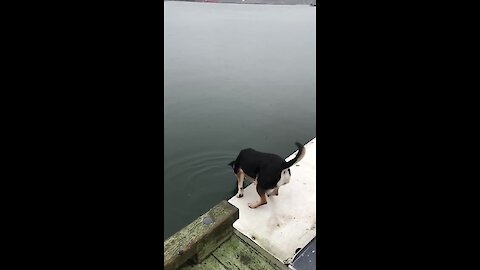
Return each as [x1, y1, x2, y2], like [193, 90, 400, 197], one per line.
[164, 200, 239, 270]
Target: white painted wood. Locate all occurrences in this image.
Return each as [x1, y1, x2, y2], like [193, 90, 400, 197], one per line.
[228, 138, 316, 264]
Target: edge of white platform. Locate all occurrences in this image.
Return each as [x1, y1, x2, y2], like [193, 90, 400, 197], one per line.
[228, 138, 316, 264]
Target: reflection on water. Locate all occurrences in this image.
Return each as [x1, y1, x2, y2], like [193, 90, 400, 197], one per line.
[164, 1, 316, 239]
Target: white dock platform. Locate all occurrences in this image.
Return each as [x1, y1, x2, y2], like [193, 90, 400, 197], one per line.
[228, 138, 316, 264]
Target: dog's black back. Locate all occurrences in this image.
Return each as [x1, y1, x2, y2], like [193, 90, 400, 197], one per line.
[232, 149, 284, 189]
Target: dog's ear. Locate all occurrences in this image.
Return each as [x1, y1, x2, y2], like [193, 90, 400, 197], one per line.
[228, 161, 235, 168]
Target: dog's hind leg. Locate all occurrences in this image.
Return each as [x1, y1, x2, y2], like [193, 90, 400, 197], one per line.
[267, 187, 279, 197]
[236, 170, 245, 198]
[248, 184, 267, 208]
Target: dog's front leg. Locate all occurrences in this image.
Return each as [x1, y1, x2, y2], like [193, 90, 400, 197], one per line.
[236, 171, 245, 198]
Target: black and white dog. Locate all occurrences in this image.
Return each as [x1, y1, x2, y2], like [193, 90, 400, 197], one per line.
[228, 142, 305, 208]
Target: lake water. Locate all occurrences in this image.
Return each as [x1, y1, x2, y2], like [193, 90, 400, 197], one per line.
[164, 1, 316, 240]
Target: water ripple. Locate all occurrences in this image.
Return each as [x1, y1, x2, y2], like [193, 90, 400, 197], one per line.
[164, 150, 238, 188]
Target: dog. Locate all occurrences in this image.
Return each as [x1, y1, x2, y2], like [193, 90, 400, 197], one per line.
[228, 142, 305, 208]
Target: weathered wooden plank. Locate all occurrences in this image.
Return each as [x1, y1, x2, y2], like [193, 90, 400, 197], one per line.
[179, 256, 227, 270]
[212, 234, 284, 270]
[164, 200, 239, 270]
[233, 230, 290, 270]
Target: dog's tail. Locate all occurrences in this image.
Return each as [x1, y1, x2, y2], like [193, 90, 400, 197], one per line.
[283, 142, 306, 169]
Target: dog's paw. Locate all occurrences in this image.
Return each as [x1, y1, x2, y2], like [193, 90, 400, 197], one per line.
[248, 201, 265, 208]
[248, 203, 260, 209]
[237, 193, 243, 198]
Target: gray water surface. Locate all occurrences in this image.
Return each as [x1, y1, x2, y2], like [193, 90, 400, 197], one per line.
[164, 1, 316, 240]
